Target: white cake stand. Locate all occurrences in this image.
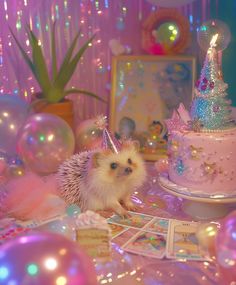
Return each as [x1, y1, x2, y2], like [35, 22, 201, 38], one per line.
[158, 174, 236, 220]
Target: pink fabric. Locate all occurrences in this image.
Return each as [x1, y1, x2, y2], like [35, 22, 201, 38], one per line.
[0, 172, 66, 220]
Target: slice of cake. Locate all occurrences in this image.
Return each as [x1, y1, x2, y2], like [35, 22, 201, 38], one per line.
[75, 210, 111, 261]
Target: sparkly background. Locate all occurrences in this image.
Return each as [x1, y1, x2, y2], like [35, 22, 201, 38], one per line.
[0, 0, 219, 124]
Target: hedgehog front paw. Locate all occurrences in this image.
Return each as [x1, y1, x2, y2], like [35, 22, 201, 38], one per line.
[123, 200, 137, 212]
[111, 202, 129, 218]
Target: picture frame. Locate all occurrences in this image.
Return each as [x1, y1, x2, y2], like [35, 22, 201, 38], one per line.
[109, 55, 196, 161]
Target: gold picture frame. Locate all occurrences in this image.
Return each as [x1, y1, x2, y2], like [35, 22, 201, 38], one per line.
[109, 55, 196, 161]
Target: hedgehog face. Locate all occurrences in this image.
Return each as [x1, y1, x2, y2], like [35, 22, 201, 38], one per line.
[91, 143, 146, 187]
[109, 157, 135, 178]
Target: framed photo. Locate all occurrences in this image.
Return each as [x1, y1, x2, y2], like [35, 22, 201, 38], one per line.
[109, 55, 196, 161]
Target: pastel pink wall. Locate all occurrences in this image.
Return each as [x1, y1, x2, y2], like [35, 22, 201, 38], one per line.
[0, 0, 215, 123]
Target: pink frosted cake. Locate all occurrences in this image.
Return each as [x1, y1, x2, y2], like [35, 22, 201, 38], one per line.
[168, 128, 236, 195]
[165, 34, 236, 197]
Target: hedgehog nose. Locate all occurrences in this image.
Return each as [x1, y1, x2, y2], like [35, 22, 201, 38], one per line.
[125, 167, 132, 174]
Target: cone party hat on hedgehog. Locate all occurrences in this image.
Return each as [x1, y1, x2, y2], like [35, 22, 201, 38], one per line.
[57, 116, 147, 216]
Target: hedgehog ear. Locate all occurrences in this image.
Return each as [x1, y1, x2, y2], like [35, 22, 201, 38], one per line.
[91, 150, 112, 168]
[92, 152, 101, 168]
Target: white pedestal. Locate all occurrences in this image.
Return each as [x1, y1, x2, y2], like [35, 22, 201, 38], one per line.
[158, 174, 236, 221]
[182, 200, 233, 220]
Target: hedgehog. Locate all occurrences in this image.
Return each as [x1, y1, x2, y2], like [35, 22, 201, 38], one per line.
[57, 142, 147, 217]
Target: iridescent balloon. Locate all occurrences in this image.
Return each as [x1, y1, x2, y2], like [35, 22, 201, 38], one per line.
[17, 113, 75, 174]
[75, 118, 103, 152]
[197, 19, 231, 52]
[216, 210, 236, 284]
[0, 232, 97, 285]
[0, 95, 31, 155]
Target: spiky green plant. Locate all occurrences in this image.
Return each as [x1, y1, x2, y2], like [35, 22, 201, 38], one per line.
[10, 23, 105, 104]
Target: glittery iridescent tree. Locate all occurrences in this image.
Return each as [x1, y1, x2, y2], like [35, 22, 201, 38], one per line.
[190, 33, 234, 130]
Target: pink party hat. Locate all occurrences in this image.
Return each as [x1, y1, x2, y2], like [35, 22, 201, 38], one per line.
[95, 115, 122, 153]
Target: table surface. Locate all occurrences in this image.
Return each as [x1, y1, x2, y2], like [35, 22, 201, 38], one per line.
[95, 162, 224, 285]
[0, 162, 232, 285]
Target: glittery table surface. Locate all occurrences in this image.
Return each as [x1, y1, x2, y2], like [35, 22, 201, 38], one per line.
[0, 162, 229, 285]
[95, 162, 222, 285]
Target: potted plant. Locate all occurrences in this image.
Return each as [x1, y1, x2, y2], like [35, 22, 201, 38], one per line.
[10, 23, 105, 128]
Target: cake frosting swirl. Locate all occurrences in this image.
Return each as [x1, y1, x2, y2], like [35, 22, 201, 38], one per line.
[76, 210, 110, 231]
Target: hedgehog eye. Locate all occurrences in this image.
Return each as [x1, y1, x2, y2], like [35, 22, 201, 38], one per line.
[110, 162, 118, 169]
[127, 158, 132, 164]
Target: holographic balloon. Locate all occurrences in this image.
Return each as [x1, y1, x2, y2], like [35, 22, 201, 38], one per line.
[75, 118, 103, 152]
[0, 95, 31, 155]
[216, 210, 236, 284]
[197, 19, 231, 52]
[0, 232, 97, 285]
[17, 113, 75, 174]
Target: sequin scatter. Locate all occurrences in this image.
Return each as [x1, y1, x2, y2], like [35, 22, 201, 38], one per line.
[188, 117, 204, 132]
[175, 158, 185, 175]
[189, 145, 203, 160]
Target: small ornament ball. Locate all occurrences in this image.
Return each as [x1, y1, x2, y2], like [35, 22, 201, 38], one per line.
[75, 118, 103, 152]
[196, 222, 219, 254]
[66, 204, 81, 217]
[197, 19, 231, 52]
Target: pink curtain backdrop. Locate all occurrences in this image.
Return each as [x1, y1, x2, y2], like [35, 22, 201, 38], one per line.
[0, 0, 217, 124]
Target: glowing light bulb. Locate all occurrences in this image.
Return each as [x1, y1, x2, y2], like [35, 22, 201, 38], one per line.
[44, 257, 58, 271]
[9, 124, 15, 130]
[0, 266, 9, 279]
[27, 264, 38, 276]
[56, 276, 67, 285]
[47, 134, 54, 141]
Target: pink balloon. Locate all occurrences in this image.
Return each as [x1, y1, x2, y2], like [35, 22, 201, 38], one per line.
[216, 210, 236, 284]
[0, 232, 97, 285]
[17, 113, 75, 174]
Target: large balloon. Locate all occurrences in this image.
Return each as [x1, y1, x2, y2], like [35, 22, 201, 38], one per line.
[146, 0, 196, 7]
[17, 113, 75, 174]
[0, 95, 31, 155]
[216, 210, 236, 285]
[0, 232, 97, 285]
